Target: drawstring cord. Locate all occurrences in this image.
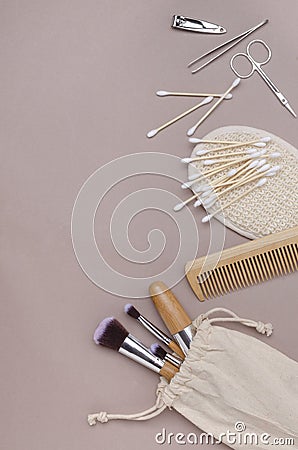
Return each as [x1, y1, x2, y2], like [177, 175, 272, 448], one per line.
[194, 307, 273, 337]
[88, 308, 273, 426]
[88, 381, 167, 426]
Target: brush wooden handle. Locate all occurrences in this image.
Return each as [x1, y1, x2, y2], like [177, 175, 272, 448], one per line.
[160, 361, 179, 382]
[168, 340, 185, 359]
[149, 281, 192, 335]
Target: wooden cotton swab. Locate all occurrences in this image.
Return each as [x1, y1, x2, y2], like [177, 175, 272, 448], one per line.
[197, 161, 275, 208]
[156, 90, 233, 99]
[202, 161, 258, 198]
[211, 160, 265, 189]
[192, 163, 251, 193]
[182, 164, 237, 189]
[189, 138, 248, 145]
[182, 161, 251, 189]
[147, 96, 213, 138]
[184, 148, 263, 163]
[189, 155, 256, 180]
[203, 165, 280, 212]
[204, 162, 275, 199]
[177, 162, 254, 209]
[189, 137, 271, 145]
[187, 78, 241, 136]
[202, 150, 267, 165]
[173, 191, 201, 211]
[195, 137, 270, 155]
[202, 150, 280, 165]
[182, 154, 260, 191]
[204, 165, 272, 202]
[202, 178, 268, 222]
[182, 150, 263, 165]
[188, 136, 271, 150]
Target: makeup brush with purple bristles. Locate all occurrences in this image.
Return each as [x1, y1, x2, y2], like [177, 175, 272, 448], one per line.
[94, 317, 179, 382]
[124, 304, 185, 359]
[150, 343, 182, 369]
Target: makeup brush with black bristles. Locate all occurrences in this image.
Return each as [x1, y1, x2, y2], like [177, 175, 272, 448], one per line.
[150, 343, 182, 369]
[94, 317, 179, 382]
[124, 304, 185, 359]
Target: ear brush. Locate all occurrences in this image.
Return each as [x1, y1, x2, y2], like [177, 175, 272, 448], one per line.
[124, 304, 185, 359]
[94, 317, 179, 382]
[150, 343, 182, 369]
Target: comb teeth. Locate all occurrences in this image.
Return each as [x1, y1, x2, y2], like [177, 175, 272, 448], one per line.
[186, 227, 298, 301]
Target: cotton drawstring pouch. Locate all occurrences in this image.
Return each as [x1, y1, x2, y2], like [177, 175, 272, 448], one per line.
[88, 308, 298, 449]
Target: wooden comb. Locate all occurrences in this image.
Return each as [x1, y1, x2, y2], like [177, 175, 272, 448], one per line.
[185, 226, 298, 301]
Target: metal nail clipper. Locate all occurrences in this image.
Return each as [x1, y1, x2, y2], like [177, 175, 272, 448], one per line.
[172, 15, 226, 34]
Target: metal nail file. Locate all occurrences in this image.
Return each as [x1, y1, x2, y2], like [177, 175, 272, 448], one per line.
[172, 15, 226, 34]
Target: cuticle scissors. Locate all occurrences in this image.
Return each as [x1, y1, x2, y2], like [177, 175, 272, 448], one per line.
[230, 39, 297, 118]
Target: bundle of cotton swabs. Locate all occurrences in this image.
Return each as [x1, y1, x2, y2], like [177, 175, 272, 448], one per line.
[174, 136, 281, 222]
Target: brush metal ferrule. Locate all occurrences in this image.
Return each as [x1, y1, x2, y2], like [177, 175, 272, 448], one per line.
[138, 315, 171, 345]
[164, 353, 182, 368]
[173, 324, 195, 356]
[119, 334, 164, 373]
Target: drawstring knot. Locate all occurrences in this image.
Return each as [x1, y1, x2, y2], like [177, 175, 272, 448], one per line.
[256, 321, 273, 336]
[198, 308, 273, 337]
[87, 382, 167, 426]
[88, 412, 108, 426]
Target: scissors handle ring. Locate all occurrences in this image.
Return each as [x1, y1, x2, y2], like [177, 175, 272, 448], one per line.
[247, 39, 272, 65]
[230, 52, 254, 79]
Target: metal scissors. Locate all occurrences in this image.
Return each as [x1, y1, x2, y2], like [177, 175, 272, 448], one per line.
[230, 39, 297, 118]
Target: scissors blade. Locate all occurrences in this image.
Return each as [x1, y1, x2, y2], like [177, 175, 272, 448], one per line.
[285, 102, 297, 118]
[172, 16, 226, 34]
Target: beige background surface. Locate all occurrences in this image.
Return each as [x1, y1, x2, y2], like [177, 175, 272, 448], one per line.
[1, 1, 297, 449]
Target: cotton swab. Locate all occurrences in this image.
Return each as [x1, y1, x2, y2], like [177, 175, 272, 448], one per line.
[202, 151, 279, 167]
[177, 160, 272, 212]
[187, 78, 241, 136]
[184, 161, 250, 187]
[147, 96, 213, 138]
[203, 165, 280, 208]
[188, 148, 262, 162]
[202, 150, 266, 165]
[194, 137, 270, 155]
[183, 147, 272, 165]
[202, 165, 272, 202]
[189, 138, 244, 145]
[204, 162, 278, 199]
[156, 90, 233, 99]
[202, 178, 268, 222]
[189, 136, 271, 145]
[182, 155, 267, 193]
[212, 159, 265, 189]
[173, 191, 201, 211]
[183, 155, 260, 190]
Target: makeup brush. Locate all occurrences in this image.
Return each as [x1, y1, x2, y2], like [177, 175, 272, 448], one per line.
[124, 304, 185, 358]
[149, 281, 194, 355]
[150, 343, 182, 369]
[94, 317, 179, 382]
